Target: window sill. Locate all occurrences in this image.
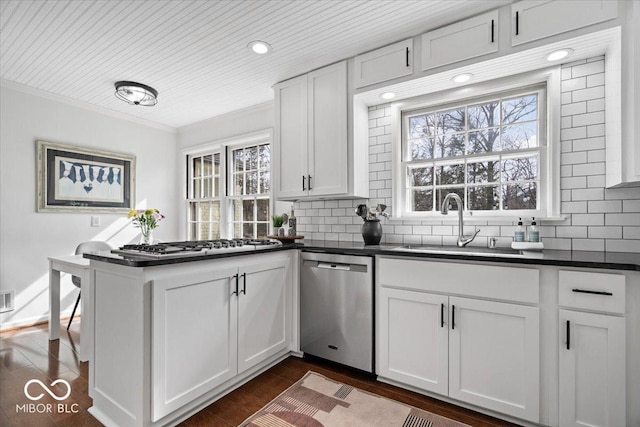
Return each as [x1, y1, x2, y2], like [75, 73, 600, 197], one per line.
[387, 214, 566, 224]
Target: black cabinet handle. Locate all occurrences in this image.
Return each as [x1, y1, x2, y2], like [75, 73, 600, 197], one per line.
[515, 11, 519, 36]
[232, 273, 239, 295]
[241, 272, 247, 295]
[451, 305, 456, 330]
[308, 175, 312, 190]
[566, 320, 570, 350]
[572, 289, 613, 296]
[491, 19, 494, 43]
[406, 47, 410, 67]
[440, 303, 445, 328]
[302, 175, 306, 191]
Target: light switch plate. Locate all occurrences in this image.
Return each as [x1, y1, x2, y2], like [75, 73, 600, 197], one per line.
[91, 216, 100, 227]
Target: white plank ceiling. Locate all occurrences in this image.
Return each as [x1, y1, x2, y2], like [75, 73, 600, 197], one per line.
[0, 0, 510, 128]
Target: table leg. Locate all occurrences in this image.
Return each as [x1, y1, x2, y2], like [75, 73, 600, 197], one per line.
[49, 263, 60, 341]
[79, 268, 91, 362]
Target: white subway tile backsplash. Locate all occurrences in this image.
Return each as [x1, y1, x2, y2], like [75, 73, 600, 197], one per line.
[293, 57, 640, 253]
[605, 213, 640, 226]
[588, 226, 622, 239]
[572, 239, 605, 251]
[571, 60, 604, 78]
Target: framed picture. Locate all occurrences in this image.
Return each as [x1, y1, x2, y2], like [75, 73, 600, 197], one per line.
[37, 140, 136, 213]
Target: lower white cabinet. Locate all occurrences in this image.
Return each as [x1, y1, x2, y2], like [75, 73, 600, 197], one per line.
[559, 310, 625, 427]
[378, 286, 540, 423]
[151, 256, 291, 422]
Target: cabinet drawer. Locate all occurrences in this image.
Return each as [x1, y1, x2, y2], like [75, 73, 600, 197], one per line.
[558, 270, 625, 314]
[378, 257, 539, 304]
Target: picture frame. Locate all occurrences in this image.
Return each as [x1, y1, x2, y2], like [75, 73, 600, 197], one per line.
[37, 140, 136, 213]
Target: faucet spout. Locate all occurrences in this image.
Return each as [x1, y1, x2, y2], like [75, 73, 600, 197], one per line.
[441, 193, 480, 247]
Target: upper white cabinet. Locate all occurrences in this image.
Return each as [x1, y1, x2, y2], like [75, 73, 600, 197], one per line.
[511, 0, 617, 46]
[354, 39, 413, 88]
[421, 11, 499, 71]
[274, 60, 368, 200]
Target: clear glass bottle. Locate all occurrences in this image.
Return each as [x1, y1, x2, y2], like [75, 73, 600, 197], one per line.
[528, 217, 540, 243]
[288, 208, 297, 236]
[514, 218, 525, 242]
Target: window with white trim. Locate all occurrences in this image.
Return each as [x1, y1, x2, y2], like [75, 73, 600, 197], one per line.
[186, 134, 271, 240]
[400, 85, 546, 217]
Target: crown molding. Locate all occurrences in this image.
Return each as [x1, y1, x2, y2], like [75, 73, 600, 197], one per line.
[0, 79, 177, 134]
[178, 100, 274, 132]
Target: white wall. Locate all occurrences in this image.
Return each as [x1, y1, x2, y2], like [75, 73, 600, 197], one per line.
[0, 85, 180, 329]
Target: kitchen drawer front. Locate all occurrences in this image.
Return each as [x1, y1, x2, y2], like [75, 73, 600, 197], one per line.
[378, 257, 539, 304]
[559, 270, 625, 314]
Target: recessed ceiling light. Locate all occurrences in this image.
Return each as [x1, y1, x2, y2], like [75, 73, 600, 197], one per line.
[451, 73, 473, 84]
[248, 40, 272, 54]
[546, 48, 574, 61]
[380, 92, 395, 100]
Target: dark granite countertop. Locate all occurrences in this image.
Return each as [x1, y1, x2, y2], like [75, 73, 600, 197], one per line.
[84, 239, 640, 271]
[298, 239, 640, 271]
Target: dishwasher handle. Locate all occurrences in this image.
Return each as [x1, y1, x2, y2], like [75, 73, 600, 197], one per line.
[317, 262, 352, 271]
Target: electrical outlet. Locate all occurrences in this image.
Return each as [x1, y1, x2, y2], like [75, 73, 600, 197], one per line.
[0, 290, 15, 313]
[91, 216, 100, 227]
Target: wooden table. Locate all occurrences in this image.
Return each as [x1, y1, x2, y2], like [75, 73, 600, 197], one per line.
[48, 254, 92, 362]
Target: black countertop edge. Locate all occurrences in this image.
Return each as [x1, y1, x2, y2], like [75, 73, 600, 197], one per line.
[83, 244, 296, 267]
[83, 240, 640, 271]
[296, 240, 640, 271]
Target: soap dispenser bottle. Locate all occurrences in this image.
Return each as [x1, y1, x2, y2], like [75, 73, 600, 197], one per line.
[528, 217, 540, 243]
[514, 218, 525, 242]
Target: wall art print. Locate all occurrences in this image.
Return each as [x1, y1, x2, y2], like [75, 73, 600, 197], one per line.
[37, 140, 136, 213]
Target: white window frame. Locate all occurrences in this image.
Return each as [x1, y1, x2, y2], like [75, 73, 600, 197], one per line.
[182, 130, 272, 240]
[391, 68, 561, 221]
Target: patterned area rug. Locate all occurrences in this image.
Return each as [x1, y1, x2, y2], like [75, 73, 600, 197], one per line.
[240, 371, 472, 427]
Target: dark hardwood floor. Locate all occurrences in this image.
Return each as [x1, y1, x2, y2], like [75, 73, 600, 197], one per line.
[1, 321, 520, 427]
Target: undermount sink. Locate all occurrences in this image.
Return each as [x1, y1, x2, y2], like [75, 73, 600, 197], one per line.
[392, 245, 525, 258]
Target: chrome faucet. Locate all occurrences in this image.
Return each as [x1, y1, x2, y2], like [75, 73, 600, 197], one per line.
[441, 193, 481, 247]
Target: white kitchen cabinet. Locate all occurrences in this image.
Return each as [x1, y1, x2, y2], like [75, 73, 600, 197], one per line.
[376, 256, 540, 423]
[559, 310, 625, 427]
[557, 269, 626, 427]
[421, 11, 498, 71]
[152, 266, 238, 421]
[511, 0, 617, 46]
[148, 254, 292, 423]
[354, 39, 413, 88]
[274, 74, 307, 199]
[237, 258, 290, 373]
[448, 297, 539, 422]
[378, 287, 448, 395]
[274, 61, 353, 199]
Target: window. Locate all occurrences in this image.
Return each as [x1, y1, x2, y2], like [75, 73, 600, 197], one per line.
[228, 143, 271, 239]
[187, 153, 221, 239]
[186, 132, 271, 240]
[401, 85, 545, 217]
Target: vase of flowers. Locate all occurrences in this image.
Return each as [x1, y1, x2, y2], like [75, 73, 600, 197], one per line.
[128, 209, 165, 244]
[355, 203, 389, 245]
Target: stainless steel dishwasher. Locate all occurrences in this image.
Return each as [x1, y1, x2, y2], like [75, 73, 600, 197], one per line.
[300, 252, 373, 373]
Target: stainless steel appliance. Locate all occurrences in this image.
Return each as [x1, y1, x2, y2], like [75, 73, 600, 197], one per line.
[111, 239, 281, 259]
[300, 252, 373, 373]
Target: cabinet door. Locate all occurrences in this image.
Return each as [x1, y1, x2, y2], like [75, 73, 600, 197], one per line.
[559, 310, 625, 427]
[421, 11, 498, 71]
[449, 297, 539, 423]
[274, 74, 308, 199]
[307, 61, 348, 197]
[354, 39, 413, 88]
[237, 257, 290, 373]
[377, 287, 448, 395]
[511, 0, 617, 46]
[151, 266, 238, 422]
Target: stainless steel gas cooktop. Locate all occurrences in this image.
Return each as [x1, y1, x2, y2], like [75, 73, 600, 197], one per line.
[111, 239, 281, 259]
